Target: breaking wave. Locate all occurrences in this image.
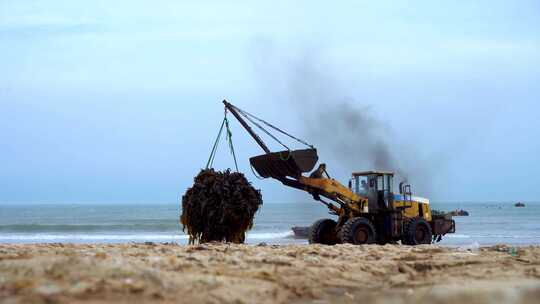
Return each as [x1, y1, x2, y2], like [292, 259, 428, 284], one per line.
[0, 231, 295, 243]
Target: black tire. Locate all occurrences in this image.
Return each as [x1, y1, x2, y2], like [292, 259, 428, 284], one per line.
[376, 234, 392, 245]
[402, 217, 432, 245]
[341, 217, 377, 245]
[309, 219, 338, 245]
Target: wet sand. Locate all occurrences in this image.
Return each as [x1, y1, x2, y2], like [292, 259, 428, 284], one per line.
[1, 243, 539, 303]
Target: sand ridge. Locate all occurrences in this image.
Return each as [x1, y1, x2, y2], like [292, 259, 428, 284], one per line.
[0, 243, 539, 303]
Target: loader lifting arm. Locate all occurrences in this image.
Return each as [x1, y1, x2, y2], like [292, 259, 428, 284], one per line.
[278, 175, 368, 215]
[223, 100, 368, 214]
[223, 100, 270, 154]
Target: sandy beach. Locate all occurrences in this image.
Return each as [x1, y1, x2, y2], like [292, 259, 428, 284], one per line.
[0, 243, 539, 303]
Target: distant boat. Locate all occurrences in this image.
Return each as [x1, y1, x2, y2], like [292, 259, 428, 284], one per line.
[448, 209, 469, 216]
[291, 226, 310, 239]
[515, 202, 525, 207]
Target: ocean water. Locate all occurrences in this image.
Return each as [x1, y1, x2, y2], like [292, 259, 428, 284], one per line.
[0, 202, 539, 246]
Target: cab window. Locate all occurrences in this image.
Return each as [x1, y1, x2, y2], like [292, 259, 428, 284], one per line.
[386, 175, 393, 192]
[356, 176, 369, 195]
[377, 175, 384, 191]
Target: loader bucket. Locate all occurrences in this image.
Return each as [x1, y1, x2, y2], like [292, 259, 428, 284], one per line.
[249, 149, 318, 179]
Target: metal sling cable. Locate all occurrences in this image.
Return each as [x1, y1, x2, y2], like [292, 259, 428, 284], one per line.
[205, 117, 226, 169]
[233, 105, 314, 149]
[206, 113, 240, 172]
[224, 114, 239, 172]
[234, 105, 291, 151]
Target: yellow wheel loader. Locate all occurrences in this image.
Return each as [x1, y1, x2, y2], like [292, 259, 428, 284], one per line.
[224, 100, 455, 245]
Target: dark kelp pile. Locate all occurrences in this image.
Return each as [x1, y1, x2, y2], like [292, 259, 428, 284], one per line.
[181, 169, 263, 244]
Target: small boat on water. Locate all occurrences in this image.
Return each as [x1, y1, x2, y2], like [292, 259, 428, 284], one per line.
[515, 202, 525, 207]
[291, 226, 310, 239]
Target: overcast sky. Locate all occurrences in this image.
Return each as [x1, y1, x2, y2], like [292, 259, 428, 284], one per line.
[1, 0, 539, 203]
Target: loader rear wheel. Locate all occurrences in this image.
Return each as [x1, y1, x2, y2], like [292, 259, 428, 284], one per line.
[402, 217, 432, 245]
[309, 219, 337, 245]
[341, 217, 376, 245]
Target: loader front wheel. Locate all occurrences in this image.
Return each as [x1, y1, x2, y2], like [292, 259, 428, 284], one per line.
[309, 219, 337, 245]
[402, 217, 432, 245]
[341, 217, 376, 245]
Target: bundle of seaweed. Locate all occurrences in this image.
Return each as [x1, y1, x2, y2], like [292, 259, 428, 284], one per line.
[181, 169, 263, 244]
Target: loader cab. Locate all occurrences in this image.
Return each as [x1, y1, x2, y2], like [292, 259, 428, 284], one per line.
[351, 171, 394, 212]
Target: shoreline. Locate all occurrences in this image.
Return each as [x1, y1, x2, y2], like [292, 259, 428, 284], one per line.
[2, 234, 540, 247]
[1, 243, 539, 303]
